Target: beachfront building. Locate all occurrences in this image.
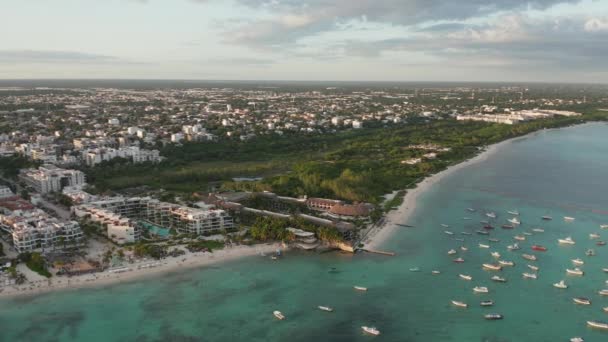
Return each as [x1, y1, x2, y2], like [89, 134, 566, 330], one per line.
[0, 209, 84, 253]
[19, 164, 86, 194]
[73, 205, 140, 244]
[306, 197, 374, 220]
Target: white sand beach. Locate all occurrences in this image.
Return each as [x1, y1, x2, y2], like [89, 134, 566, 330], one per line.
[365, 138, 517, 250]
[0, 243, 283, 299]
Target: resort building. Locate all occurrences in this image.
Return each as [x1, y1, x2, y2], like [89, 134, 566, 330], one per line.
[306, 197, 374, 220]
[19, 164, 86, 194]
[73, 206, 140, 244]
[0, 208, 84, 253]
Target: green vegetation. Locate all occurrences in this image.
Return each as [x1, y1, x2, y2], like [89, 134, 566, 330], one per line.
[249, 216, 343, 243]
[383, 190, 406, 212]
[185, 240, 224, 252]
[132, 243, 167, 259]
[86, 112, 608, 203]
[0, 155, 41, 179]
[18, 252, 52, 278]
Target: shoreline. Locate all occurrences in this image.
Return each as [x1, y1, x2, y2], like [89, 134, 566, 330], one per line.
[0, 243, 283, 299]
[364, 127, 561, 250]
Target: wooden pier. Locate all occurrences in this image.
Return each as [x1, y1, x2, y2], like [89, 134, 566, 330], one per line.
[363, 249, 396, 256]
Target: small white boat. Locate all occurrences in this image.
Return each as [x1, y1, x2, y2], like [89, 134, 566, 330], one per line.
[507, 243, 520, 251]
[523, 272, 537, 279]
[432, 270, 441, 275]
[585, 249, 596, 256]
[553, 280, 568, 289]
[480, 300, 494, 307]
[572, 258, 584, 266]
[566, 268, 584, 276]
[354, 286, 368, 291]
[590, 233, 600, 239]
[467, 208, 476, 212]
[558, 237, 576, 245]
[448, 249, 457, 255]
[573, 297, 591, 305]
[514, 235, 526, 241]
[523, 232, 532, 236]
[532, 228, 545, 233]
[486, 212, 497, 219]
[473, 286, 489, 293]
[491, 252, 501, 258]
[460, 246, 468, 251]
[570, 337, 584, 342]
[483, 264, 502, 271]
[527, 264, 539, 271]
[508, 210, 520, 216]
[522, 254, 537, 261]
[508, 217, 521, 225]
[273, 311, 285, 320]
[409, 267, 420, 272]
[491, 275, 507, 283]
[459, 274, 472, 281]
[564, 216, 576, 222]
[361, 326, 381, 336]
[604, 307, 608, 313]
[587, 321, 608, 330]
[451, 300, 468, 308]
[445, 230, 455, 235]
[441, 224, 450, 228]
[598, 289, 608, 296]
[498, 260, 514, 267]
[479, 243, 490, 249]
[463, 217, 472, 220]
[461, 231, 472, 235]
[318, 306, 334, 312]
[601, 224, 608, 229]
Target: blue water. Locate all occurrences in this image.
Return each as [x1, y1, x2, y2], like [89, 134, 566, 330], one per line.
[1, 123, 608, 341]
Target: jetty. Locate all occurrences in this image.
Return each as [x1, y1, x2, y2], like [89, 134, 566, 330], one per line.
[362, 249, 396, 256]
[396, 223, 414, 228]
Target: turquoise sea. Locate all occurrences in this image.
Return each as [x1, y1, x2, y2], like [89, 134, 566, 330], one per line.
[2, 123, 608, 342]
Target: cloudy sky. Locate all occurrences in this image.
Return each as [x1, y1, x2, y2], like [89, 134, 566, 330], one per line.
[2, 0, 608, 82]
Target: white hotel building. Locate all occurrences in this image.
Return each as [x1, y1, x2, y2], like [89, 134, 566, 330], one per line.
[19, 165, 86, 194]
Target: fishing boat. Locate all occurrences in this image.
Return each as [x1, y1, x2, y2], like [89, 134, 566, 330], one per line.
[459, 274, 473, 281]
[361, 326, 381, 336]
[460, 246, 468, 251]
[572, 258, 584, 266]
[573, 297, 591, 305]
[527, 264, 539, 271]
[499, 260, 514, 267]
[532, 245, 548, 252]
[597, 241, 606, 246]
[483, 264, 502, 271]
[451, 300, 468, 308]
[448, 249, 457, 255]
[486, 212, 497, 219]
[553, 280, 568, 289]
[453, 258, 465, 263]
[601, 224, 608, 229]
[273, 311, 286, 320]
[508, 217, 521, 225]
[514, 235, 526, 241]
[354, 286, 368, 291]
[491, 252, 501, 258]
[508, 210, 520, 216]
[564, 216, 576, 221]
[484, 314, 503, 320]
[522, 254, 537, 261]
[598, 289, 608, 296]
[586, 321, 608, 330]
[532, 228, 545, 233]
[479, 243, 490, 249]
[501, 224, 514, 229]
[558, 237, 576, 245]
[542, 215, 552, 221]
[523, 273, 537, 279]
[473, 286, 489, 293]
[491, 275, 507, 283]
[590, 233, 600, 239]
[476, 230, 490, 235]
[480, 300, 494, 307]
[444, 230, 455, 235]
[507, 243, 520, 251]
[585, 249, 596, 256]
[566, 268, 584, 276]
[318, 306, 334, 312]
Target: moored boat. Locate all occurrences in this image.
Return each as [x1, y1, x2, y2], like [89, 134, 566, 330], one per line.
[564, 216, 576, 221]
[601, 224, 608, 229]
[361, 326, 381, 336]
[444, 230, 454, 235]
[453, 258, 465, 263]
[484, 314, 503, 320]
[441, 224, 450, 228]
[480, 300, 494, 307]
[409, 267, 420, 272]
[451, 300, 468, 308]
[585, 249, 596, 256]
[558, 237, 576, 245]
[572, 258, 584, 266]
[508, 217, 521, 225]
[522, 254, 537, 261]
[598, 289, 608, 296]
[514, 235, 526, 241]
[459, 274, 472, 281]
[467, 208, 476, 212]
[523, 272, 537, 279]
[483, 224, 495, 230]
[527, 264, 539, 271]
[597, 241, 606, 246]
[476, 230, 489, 235]
[573, 297, 591, 305]
[483, 264, 502, 271]
[432, 270, 441, 275]
[486, 212, 497, 219]
[604, 307, 608, 313]
[488, 238, 500, 242]
[448, 249, 457, 255]
[354, 286, 368, 291]
[461, 231, 472, 235]
[570, 337, 584, 342]
[586, 321, 608, 330]
[491, 275, 507, 283]
[501, 224, 514, 229]
[491, 252, 501, 258]
[479, 243, 490, 249]
[473, 286, 489, 293]
[532, 228, 545, 233]
[532, 245, 547, 252]
[460, 246, 468, 251]
[508, 210, 519, 216]
[273, 311, 286, 320]
[542, 215, 553, 221]
[318, 306, 334, 312]
[590, 233, 600, 239]
[507, 243, 520, 251]
[498, 260, 514, 267]
[554, 280, 568, 289]
[566, 268, 584, 276]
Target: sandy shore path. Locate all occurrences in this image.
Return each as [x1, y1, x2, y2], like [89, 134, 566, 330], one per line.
[365, 137, 517, 250]
[0, 243, 283, 299]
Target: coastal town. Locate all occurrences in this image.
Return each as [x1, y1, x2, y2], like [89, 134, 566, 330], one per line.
[0, 82, 604, 298]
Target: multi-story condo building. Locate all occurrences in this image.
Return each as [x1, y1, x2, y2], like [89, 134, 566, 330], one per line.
[0, 209, 84, 253]
[19, 165, 86, 194]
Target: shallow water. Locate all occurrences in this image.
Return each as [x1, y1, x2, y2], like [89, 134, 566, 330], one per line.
[2, 123, 608, 342]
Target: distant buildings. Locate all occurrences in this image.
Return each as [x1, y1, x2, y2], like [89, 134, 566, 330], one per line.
[83, 146, 161, 166]
[457, 109, 581, 125]
[19, 165, 86, 194]
[0, 185, 14, 199]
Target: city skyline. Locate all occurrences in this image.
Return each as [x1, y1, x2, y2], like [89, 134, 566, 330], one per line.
[2, 0, 608, 82]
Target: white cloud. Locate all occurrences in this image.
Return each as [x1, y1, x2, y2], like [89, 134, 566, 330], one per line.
[584, 17, 608, 31]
